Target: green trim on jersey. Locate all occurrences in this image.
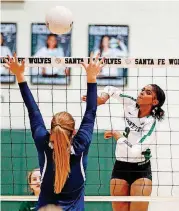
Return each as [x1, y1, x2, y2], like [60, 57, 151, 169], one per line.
[119, 94, 136, 101]
[139, 121, 156, 143]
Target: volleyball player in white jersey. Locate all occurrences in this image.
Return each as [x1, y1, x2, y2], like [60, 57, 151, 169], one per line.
[103, 85, 165, 211]
[83, 84, 165, 211]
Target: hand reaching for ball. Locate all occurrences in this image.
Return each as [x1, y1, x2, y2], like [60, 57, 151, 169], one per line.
[81, 52, 105, 83]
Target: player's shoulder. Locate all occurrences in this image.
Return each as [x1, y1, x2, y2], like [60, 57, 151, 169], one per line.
[119, 92, 137, 102]
[125, 102, 137, 114]
[143, 115, 156, 127]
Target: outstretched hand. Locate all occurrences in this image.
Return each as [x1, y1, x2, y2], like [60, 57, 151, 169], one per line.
[4, 52, 25, 83]
[81, 52, 105, 83]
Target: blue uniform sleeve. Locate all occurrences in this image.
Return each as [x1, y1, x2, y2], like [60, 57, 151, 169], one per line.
[72, 83, 97, 155]
[18, 82, 49, 151]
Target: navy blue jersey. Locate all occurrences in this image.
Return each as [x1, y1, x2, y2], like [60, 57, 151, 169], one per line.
[19, 82, 97, 211]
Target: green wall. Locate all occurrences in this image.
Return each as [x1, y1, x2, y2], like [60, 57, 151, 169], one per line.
[1, 130, 116, 211]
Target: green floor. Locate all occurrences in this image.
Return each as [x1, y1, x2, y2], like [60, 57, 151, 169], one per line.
[1, 129, 116, 211]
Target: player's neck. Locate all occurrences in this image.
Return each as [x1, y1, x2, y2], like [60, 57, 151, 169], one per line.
[34, 190, 40, 196]
[138, 105, 151, 118]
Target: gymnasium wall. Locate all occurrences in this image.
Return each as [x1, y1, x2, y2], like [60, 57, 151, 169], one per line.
[1, 1, 179, 129]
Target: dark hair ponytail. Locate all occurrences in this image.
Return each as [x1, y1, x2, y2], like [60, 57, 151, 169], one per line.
[150, 84, 166, 121]
[151, 106, 165, 121]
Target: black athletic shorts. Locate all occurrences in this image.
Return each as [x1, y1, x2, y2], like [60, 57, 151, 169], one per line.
[111, 160, 152, 186]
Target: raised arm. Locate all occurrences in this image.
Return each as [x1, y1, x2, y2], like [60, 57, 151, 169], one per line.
[72, 53, 104, 155]
[82, 85, 136, 107]
[72, 83, 97, 155]
[100, 86, 136, 106]
[19, 82, 48, 147]
[4, 53, 48, 150]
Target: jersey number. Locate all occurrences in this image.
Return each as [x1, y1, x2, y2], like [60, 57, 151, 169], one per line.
[123, 127, 130, 138]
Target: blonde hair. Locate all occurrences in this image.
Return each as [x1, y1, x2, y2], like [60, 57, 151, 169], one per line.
[38, 204, 63, 211]
[28, 168, 40, 193]
[50, 112, 75, 194]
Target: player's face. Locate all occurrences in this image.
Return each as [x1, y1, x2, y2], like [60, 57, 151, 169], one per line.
[102, 37, 109, 48]
[47, 36, 57, 49]
[137, 85, 158, 106]
[30, 170, 41, 194]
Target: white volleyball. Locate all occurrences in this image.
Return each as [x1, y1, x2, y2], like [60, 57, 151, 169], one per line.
[45, 6, 73, 34]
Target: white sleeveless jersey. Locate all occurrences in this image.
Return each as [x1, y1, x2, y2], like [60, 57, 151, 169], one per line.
[103, 86, 156, 163]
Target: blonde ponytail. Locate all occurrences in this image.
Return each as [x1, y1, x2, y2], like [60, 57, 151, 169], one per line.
[50, 112, 75, 194]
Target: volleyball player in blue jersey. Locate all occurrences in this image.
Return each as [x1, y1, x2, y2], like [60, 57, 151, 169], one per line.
[4, 53, 104, 211]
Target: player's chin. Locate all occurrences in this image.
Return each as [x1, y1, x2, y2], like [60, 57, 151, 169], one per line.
[138, 101, 152, 106]
[33, 186, 40, 191]
[137, 98, 150, 106]
[136, 98, 142, 105]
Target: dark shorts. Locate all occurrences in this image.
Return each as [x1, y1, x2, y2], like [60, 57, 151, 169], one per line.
[111, 160, 152, 186]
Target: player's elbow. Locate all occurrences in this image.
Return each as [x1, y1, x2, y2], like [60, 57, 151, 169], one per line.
[84, 110, 97, 122]
[104, 85, 112, 90]
[86, 103, 97, 112]
[33, 127, 48, 149]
